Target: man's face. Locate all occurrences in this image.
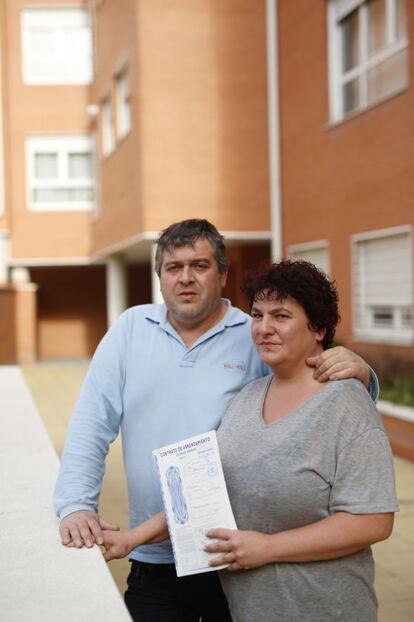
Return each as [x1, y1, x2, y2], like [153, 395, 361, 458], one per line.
[159, 238, 228, 330]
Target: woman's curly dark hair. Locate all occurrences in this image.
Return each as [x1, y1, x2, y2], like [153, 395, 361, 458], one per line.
[243, 260, 340, 349]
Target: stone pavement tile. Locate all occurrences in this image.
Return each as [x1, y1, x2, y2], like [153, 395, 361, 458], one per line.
[378, 597, 414, 622]
[374, 533, 414, 595]
[375, 564, 413, 602]
[393, 456, 414, 487]
[394, 515, 414, 545]
[392, 458, 414, 505]
[22, 362, 89, 456]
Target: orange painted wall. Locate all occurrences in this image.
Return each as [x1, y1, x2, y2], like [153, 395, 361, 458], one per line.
[224, 243, 271, 312]
[89, 0, 143, 255]
[14, 285, 37, 363]
[278, 0, 414, 355]
[4, 0, 92, 260]
[0, 0, 9, 232]
[137, 0, 270, 234]
[0, 284, 37, 364]
[90, 0, 270, 259]
[31, 266, 107, 359]
[0, 286, 15, 362]
[381, 414, 414, 462]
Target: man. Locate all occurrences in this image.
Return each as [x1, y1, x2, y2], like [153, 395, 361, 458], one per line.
[54, 219, 376, 622]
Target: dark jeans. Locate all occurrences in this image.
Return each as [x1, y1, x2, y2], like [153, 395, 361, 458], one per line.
[124, 560, 232, 622]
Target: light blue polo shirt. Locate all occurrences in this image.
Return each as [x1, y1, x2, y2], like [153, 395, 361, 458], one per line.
[54, 301, 269, 563]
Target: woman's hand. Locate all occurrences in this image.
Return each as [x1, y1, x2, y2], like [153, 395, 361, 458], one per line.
[204, 528, 271, 572]
[102, 530, 134, 561]
[204, 512, 394, 570]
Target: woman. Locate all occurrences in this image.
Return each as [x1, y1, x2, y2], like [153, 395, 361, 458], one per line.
[102, 260, 397, 621]
[203, 260, 398, 621]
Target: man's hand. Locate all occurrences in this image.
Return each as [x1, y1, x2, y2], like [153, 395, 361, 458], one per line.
[307, 346, 370, 389]
[102, 530, 134, 562]
[60, 510, 119, 549]
[204, 528, 270, 572]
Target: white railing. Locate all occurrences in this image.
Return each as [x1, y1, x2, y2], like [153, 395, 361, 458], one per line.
[0, 366, 131, 622]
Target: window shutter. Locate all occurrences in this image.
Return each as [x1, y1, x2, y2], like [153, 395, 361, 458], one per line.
[289, 246, 330, 276]
[358, 233, 411, 307]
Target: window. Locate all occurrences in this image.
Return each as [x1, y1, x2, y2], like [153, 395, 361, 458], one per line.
[21, 7, 93, 85]
[352, 227, 413, 344]
[116, 70, 132, 139]
[26, 135, 95, 211]
[287, 241, 330, 275]
[102, 96, 115, 156]
[328, 0, 408, 121]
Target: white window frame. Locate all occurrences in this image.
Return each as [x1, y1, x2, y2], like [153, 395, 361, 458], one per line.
[21, 6, 93, 85]
[26, 134, 96, 212]
[102, 95, 115, 156]
[287, 240, 331, 275]
[328, 0, 409, 122]
[351, 225, 413, 346]
[116, 69, 132, 139]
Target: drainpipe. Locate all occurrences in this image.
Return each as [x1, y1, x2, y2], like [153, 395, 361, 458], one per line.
[266, 0, 283, 261]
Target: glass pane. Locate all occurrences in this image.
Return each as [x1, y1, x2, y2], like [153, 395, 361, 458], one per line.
[396, 0, 407, 39]
[367, 0, 387, 57]
[34, 153, 58, 179]
[33, 187, 93, 202]
[120, 74, 129, 98]
[68, 153, 92, 179]
[341, 9, 359, 72]
[401, 306, 412, 327]
[343, 78, 360, 114]
[30, 28, 54, 55]
[372, 306, 393, 327]
[103, 99, 115, 152]
[64, 27, 91, 56]
[104, 99, 112, 123]
[117, 74, 131, 136]
[367, 48, 408, 104]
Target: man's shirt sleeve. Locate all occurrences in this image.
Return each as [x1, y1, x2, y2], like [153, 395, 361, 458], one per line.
[368, 366, 380, 402]
[53, 312, 128, 519]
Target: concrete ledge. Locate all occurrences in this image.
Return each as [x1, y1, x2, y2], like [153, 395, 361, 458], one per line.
[0, 366, 131, 621]
[377, 400, 414, 424]
[378, 400, 414, 462]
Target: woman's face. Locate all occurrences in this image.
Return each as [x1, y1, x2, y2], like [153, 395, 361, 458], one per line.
[251, 294, 325, 373]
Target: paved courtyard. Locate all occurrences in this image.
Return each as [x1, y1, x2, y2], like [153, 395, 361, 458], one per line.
[22, 362, 414, 621]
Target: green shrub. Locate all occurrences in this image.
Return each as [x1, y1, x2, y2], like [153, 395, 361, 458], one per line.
[369, 353, 414, 407]
[380, 375, 414, 407]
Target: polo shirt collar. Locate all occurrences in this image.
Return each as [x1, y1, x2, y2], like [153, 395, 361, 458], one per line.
[144, 299, 248, 329]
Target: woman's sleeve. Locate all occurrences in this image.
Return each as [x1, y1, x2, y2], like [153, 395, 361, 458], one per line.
[329, 425, 399, 514]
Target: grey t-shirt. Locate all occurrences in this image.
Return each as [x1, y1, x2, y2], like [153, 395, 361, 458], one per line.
[217, 378, 398, 622]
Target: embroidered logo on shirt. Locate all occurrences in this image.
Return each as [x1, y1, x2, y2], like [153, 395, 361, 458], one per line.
[223, 361, 247, 372]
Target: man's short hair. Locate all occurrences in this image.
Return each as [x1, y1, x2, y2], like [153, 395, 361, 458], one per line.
[155, 219, 229, 276]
